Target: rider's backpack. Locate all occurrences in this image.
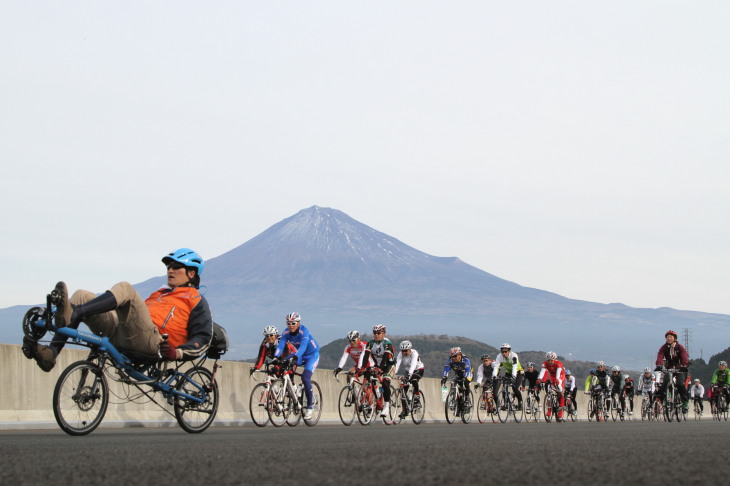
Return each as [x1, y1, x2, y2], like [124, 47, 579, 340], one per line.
[207, 322, 229, 359]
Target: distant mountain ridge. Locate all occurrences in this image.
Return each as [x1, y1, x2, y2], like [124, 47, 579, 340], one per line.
[2, 205, 729, 370]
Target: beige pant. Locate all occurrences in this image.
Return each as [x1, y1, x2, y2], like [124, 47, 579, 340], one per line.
[71, 281, 160, 357]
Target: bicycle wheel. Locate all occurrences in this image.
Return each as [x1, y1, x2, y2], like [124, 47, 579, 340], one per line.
[174, 366, 218, 433]
[641, 397, 648, 421]
[543, 393, 553, 423]
[496, 390, 510, 423]
[664, 397, 674, 422]
[267, 380, 290, 427]
[721, 396, 729, 421]
[338, 384, 358, 426]
[523, 394, 533, 423]
[249, 383, 271, 427]
[653, 399, 663, 421]
[411, 390, 425, 424]
[511, 393, 524, 423]
[477, 391, 490, 424]
[53, 360, 109, 436]
[383, 385, 402, 425]
[357, 385, 376, 426]
[461, 390, 474, 424]
[444, 388, 457, 424]
[568, 398, 577, 422]
[587, 397, 594, 422]
[303, 381, 322, 426]
[611, 398, 619, 421]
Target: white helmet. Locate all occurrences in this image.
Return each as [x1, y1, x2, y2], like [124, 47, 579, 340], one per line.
[449, 346, 462, 357]
[612, 365, 621, 372]
[720, 361, 728, 367]
[500, 343, 511, 350]
[597, 361, 605, 367]
[400, 340, 413, 351]
[285, 312, 301, 323]
[346, 330, 360, 341]
[263, 326, 278, 336]
[644, 367, 652, 373]
[565, 369, 571, 375]
[546, 351, 557, 360]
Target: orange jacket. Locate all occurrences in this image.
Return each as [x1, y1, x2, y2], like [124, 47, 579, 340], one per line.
[145, 286, 203, 348]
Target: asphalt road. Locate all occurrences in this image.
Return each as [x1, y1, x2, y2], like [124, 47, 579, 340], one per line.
[1, 420, 726, 485]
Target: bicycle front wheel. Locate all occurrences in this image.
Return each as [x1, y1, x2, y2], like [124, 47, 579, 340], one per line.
[357, 385, 376, 426]
[53, 360, 109, 436]
[461, 390, 474, 424]
[303, 381, 322, 426]
[587, 398, 594, 422]
[338, 384, 358, 426]
[477, 391, 490, 424]
[611, 399, 619, 421]
[249, 383, 270, 427]
[383, 384, 401, 425]
[511, 393, 524, 423]
[496, 390, 510, 423]
[267, 380, 290, 427]
[411, 390, 425, 424]
[174, 366, 218, 433]
[543, 393, 554, 423]
[444, 388, 457, 424]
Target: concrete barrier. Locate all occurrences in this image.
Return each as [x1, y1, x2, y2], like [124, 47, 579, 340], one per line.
[2, 343, 648, 429]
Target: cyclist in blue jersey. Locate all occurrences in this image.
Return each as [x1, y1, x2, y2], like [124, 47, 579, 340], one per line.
[274, 312, 320, 420]
[441, 347, 473, 396]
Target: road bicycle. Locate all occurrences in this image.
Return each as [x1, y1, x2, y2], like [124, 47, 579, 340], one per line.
[476, 383, 498, 424]
[356, 368, 396, 425]
[523, 386, 540, 423]
[335, 370, 363, 426]
[564, 391, 578, 422]
[266, 359, 322, 427]
[640, 392, 654, 421]
[390, 375, 426, 425]
[22, 293, 222, 436]
[692, 397, 703, 420]
[444, 377, 473, 424]
[711, 385, 728, 421]
[662, 368, 686, 423]
[249, 367, 279, 427]
[610, 393, 625, 421]
[542, 380, 563, 423]
[494, 375, 524, 423]
[587, 386, 607, 422]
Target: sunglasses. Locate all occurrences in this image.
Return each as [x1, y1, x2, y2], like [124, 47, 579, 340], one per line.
[166, 263, 186, 271]
[265, 334, 277, 338]
[373, 331, 384, 335]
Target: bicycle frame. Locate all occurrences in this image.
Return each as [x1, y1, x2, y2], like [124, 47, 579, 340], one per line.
[26, 301, 219, 435]
[35, 309, 217, 406]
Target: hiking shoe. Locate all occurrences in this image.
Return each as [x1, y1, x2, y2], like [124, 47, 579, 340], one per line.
[34, 344, 57, 372]
[52, 281, 73, 328]
[303, 408, 313, 420]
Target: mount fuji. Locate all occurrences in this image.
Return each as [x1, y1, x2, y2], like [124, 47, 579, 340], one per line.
[2, 206, 729, 370]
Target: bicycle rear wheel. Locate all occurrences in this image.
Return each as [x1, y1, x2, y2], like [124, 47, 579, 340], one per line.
[411, 390, 425, 424]
[303, 381, 322, 426]
[174, 366, 218, 433]
[444, 388, 457, 424]
[53, 360, 109, 436]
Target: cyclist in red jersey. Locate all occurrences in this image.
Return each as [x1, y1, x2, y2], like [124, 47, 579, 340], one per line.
[333, 330, 374, 377]
[538, 351, 566, 421]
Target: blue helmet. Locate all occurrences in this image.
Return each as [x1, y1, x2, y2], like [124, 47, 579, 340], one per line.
[162, 248, 204, 275]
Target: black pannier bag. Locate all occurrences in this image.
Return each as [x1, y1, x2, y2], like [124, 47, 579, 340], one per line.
[207, 322, 229, 359]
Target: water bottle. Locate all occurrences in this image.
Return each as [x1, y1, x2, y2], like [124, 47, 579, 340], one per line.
[297, 384, 304, 401]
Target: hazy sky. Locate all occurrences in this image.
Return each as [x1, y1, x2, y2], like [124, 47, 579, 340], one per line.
[2, 1, 728, 315]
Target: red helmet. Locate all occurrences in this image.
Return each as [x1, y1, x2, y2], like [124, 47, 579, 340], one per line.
[665, 330, 678, 338]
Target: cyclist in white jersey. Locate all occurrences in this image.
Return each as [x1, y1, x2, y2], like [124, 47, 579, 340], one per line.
[394, 340, 425, 418]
